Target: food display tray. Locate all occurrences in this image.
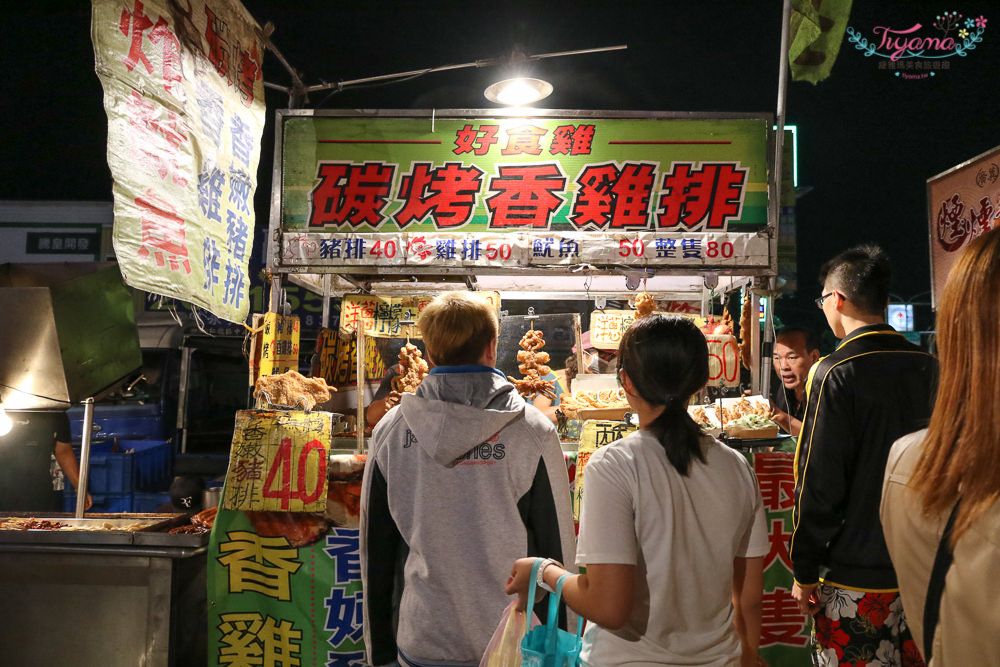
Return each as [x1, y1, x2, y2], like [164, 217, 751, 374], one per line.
[0, 513, 207, 547]
[131, 516, 211, 548]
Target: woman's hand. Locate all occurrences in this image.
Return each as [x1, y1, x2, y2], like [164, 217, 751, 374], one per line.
[505, 557, 538, 611]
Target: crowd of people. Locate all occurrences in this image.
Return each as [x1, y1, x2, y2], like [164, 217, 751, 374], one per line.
[356, 228, 1000, 667]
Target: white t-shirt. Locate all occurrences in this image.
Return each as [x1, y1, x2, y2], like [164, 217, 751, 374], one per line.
[575, 430, 768, 667]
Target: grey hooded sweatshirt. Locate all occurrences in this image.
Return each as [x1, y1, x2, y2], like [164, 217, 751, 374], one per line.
[360, 367, 577, 667]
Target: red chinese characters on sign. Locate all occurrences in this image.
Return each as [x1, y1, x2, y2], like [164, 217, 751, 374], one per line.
[452, 124, 595, 157]
[571, 164, 617, 229]
[340, 297, 379, 333]
[591, 312, 634, 348]
[661, 301, 701, 314]
[569, 163, 656, 229]
[610, 163, 657, 228]
[485, 164, 566, 228]
[237, 43, 263, 107]
[119, 0, 182, 98]
[394, 162, 485, 228]
[550, 125, 596, 155]
[764, 518, 793, 570]
[501, 125, 547, 156]
[135, 188, 192, 274]
[204, 6, 232, 82]
[453, 124, 499, 156]
[309, 162, 397, 228]
[204, 6, 263, 106]
[761, 588, 809, 647]
[754, 453, 796, 512]
[657, 162, 748, 230]
[935, 193, 999, 252]
[125, 90, 190, 187]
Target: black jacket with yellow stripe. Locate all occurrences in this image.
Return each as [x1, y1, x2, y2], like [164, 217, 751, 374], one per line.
[790, 324, 938, 591]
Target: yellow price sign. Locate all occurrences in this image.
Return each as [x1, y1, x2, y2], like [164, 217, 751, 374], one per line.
[224, 410, 332, 512]
[260, 312, 301, 376]
[572, 419, 637, 520]
[590, 310, 636, 350]
[590, 310, 707, 350]
[339, 292, 502, 339]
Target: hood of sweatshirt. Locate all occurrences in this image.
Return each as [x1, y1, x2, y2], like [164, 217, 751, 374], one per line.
[398, 368, 525, 466]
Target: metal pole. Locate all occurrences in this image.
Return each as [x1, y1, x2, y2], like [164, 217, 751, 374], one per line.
[750, 289, 762, 395]
[762, 277, 777, 400]
[772, 0, 791, 235]
[295, 44, 629, 95]
[321, 275, 332, 329]
[75, 397, 94, 518]
[356, 329, 366, 454]
[269, 275, 283, 314]
[177, 346, 193, 453]
[763, 0, 793, 402]
[573, 314, 584, 389]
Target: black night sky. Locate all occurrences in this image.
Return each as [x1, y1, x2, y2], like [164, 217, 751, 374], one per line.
[1, 0, 997, 334]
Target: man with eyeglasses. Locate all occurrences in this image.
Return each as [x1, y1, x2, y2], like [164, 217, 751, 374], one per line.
[770, 327, 820, 436]
[790, 244, 938, 667]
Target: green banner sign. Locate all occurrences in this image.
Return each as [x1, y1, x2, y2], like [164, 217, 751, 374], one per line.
[278, 113, 769, 234]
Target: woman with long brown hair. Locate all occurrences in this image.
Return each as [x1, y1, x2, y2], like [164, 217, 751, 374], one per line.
[881, 225, 1000, 664]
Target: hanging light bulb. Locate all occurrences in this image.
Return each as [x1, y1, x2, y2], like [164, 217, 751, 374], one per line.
[0, 403, 12, 437]
[483, 77, 553, 106]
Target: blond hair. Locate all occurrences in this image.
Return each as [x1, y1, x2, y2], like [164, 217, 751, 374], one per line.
[912, 227, 1000, 546]
[418, 291, 499, 366]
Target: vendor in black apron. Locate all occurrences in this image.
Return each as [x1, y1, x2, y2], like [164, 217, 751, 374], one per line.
[0, 410, 92, 512]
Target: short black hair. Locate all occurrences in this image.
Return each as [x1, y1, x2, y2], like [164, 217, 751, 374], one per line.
[818, 244, 891, 316]
[776, 326, 820, 353]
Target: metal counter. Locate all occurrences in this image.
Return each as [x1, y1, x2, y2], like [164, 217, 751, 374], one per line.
[0, 515, 209, 667]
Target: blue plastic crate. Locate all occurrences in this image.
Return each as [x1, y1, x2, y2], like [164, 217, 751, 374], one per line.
[68, 403, 164, 442]
[132, 491, 171, 513]
[62, 490, 134, 513]
[70, 445, 134, 494]
[116, 440, 172, 491]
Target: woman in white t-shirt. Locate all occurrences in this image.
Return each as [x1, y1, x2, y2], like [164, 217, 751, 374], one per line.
[507, 315, 768, 667]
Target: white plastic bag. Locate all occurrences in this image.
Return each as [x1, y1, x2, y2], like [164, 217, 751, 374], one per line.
[480, 600, 539, 667]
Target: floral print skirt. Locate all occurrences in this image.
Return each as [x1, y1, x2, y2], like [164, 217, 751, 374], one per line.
[809, 585, 924, 667]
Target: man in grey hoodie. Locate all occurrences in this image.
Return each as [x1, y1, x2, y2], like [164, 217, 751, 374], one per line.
[360, 291, 577, 667]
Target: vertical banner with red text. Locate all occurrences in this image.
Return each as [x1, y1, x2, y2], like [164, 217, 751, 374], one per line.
[92, 0, 265, 323]
[747, 451, 811, 665]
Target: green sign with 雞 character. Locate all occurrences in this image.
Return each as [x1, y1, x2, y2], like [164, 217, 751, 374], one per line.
[272, 111, 773, 272]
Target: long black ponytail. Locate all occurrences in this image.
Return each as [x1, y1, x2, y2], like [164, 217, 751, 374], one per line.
[618, 315, 709, 475]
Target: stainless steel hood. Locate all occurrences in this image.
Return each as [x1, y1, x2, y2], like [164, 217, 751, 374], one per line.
[0, 263, 142, 410]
